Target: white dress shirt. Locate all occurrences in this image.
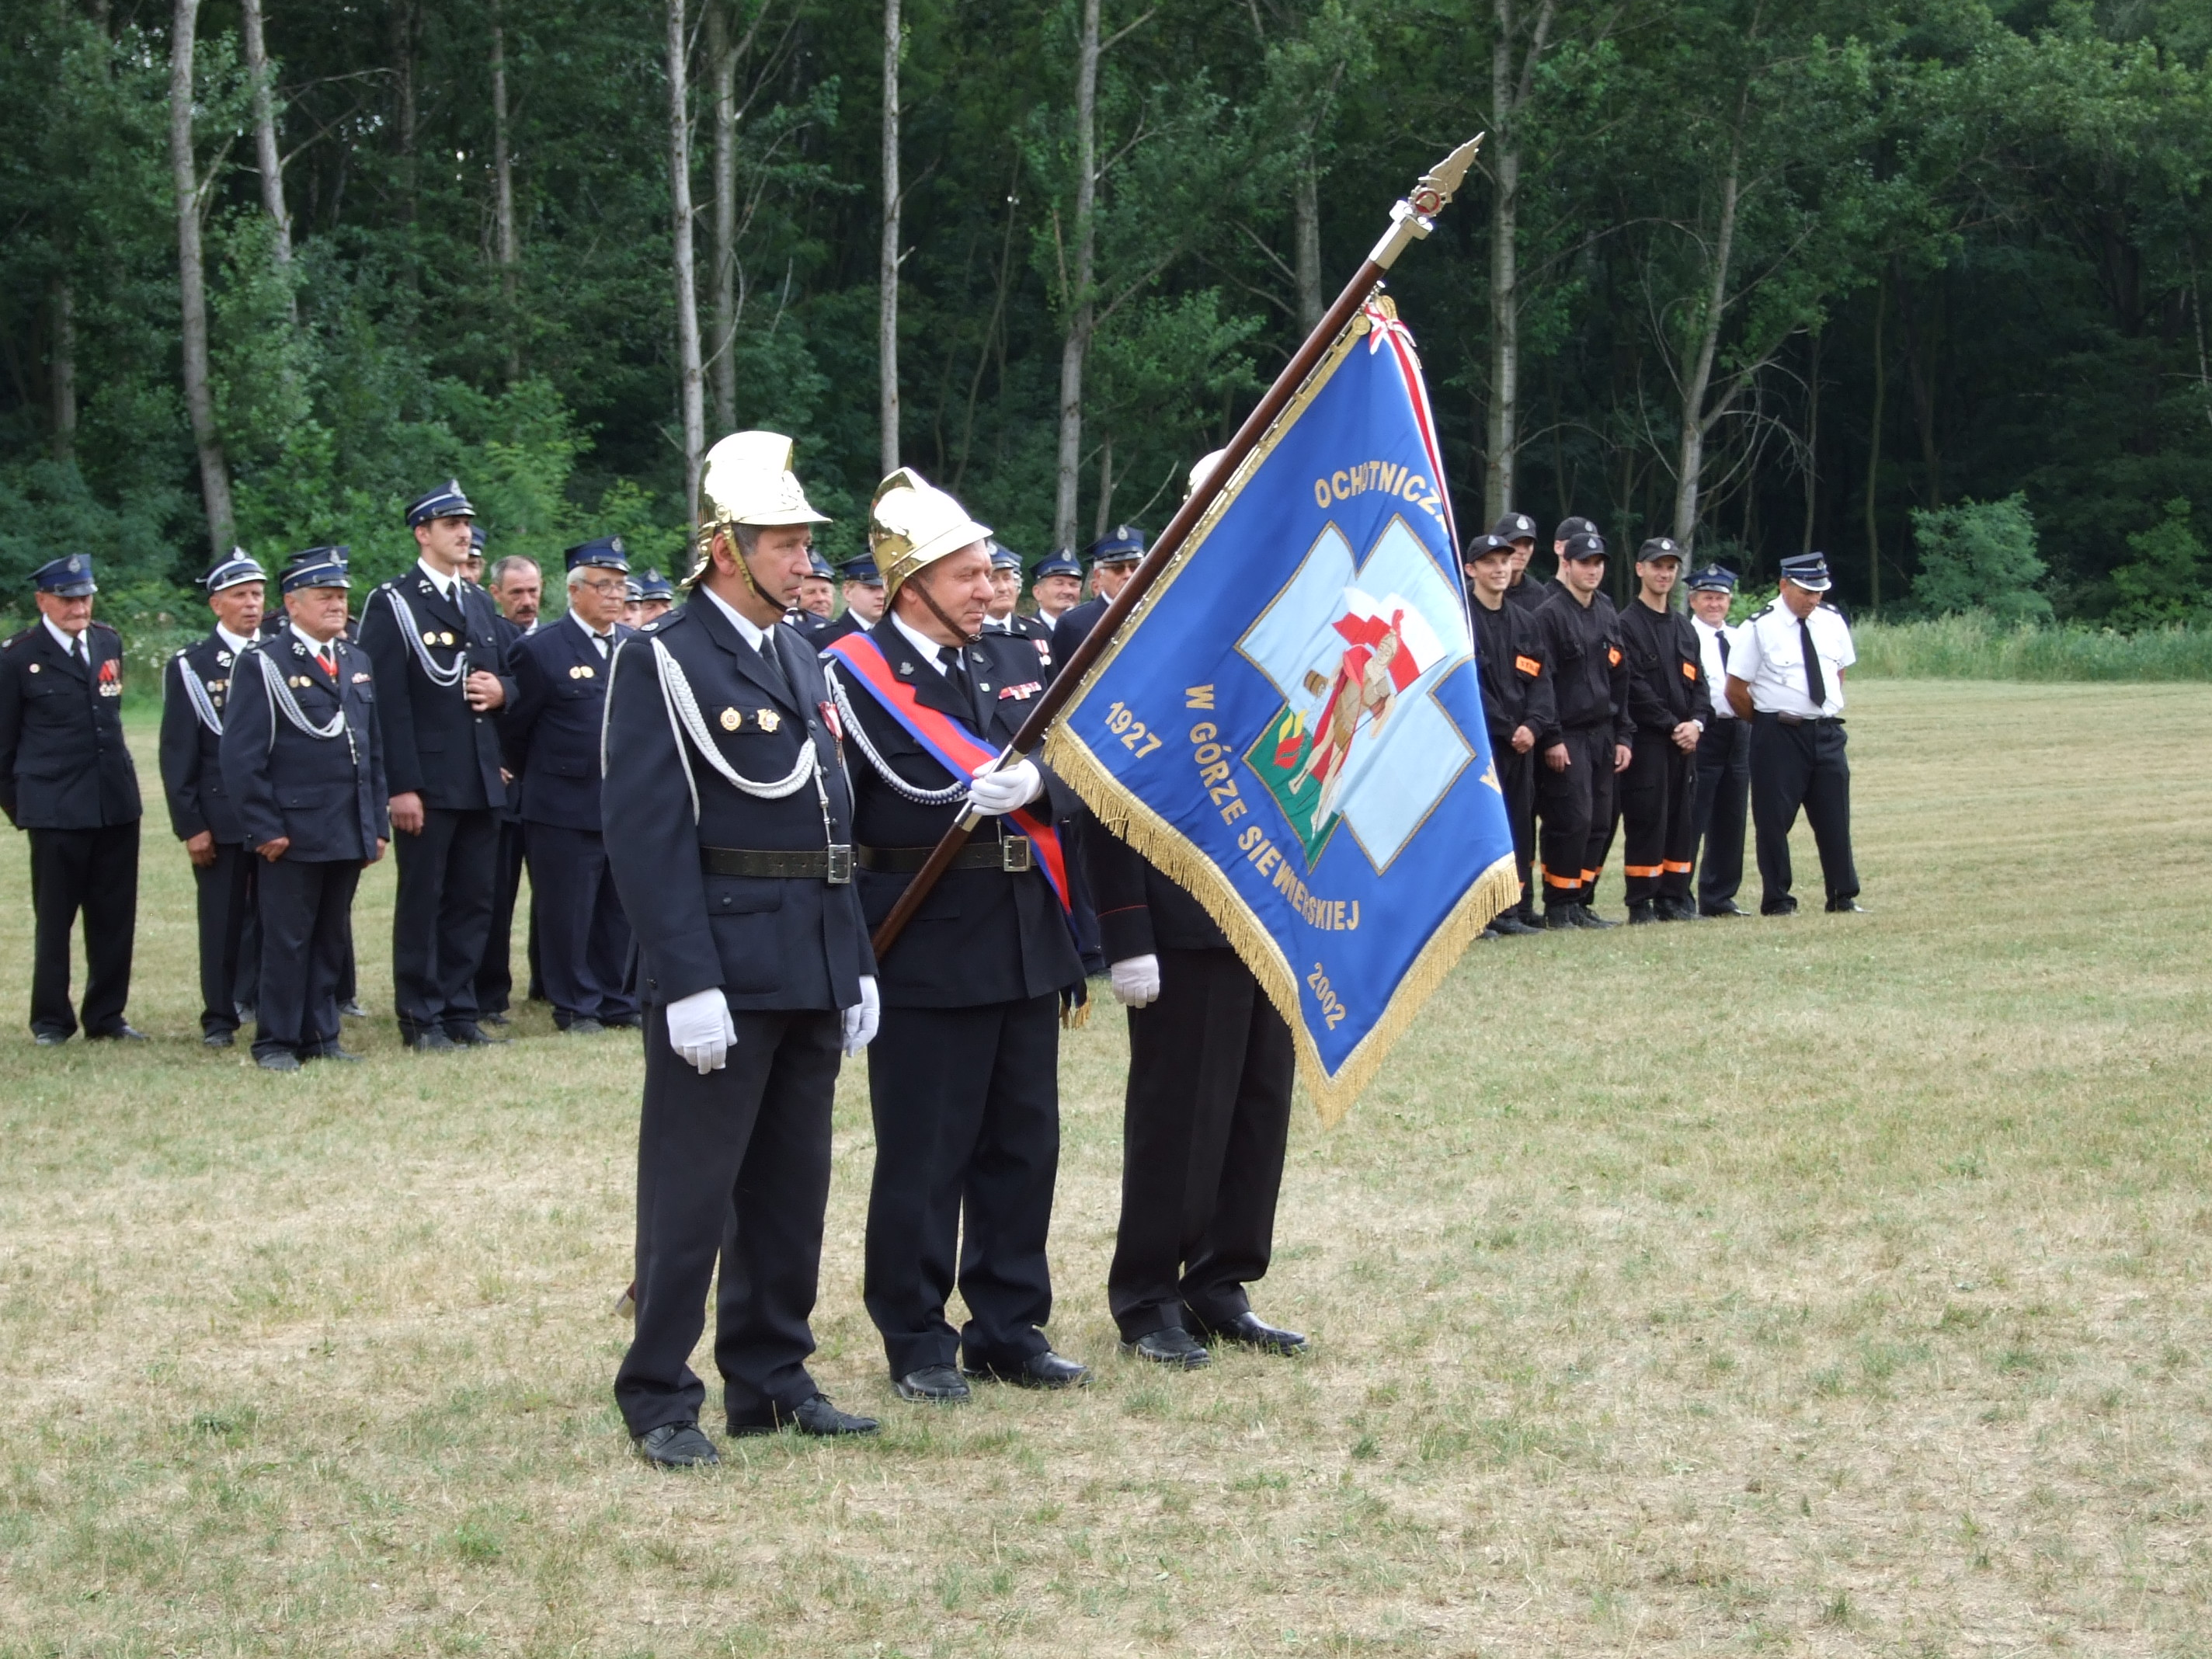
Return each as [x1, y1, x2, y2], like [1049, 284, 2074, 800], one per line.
[697, 579, 769, 651]
[43, 616, 89, 659]
[569, 610, 614, 657]
[290, 621, 341, 669]
[415, 558, 457, 601]
[891, 610, 956, 675]
[1729, 602, 1855, 718]
[1691, 616, 1738, 720]
[214, 624, 252, 656]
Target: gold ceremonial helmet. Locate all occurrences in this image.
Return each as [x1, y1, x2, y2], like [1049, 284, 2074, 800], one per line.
[869, 468, 993, 599]
[685, 430, 831, 587]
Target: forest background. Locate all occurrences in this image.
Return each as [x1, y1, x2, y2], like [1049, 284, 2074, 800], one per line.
[5, 0, 2212, 637]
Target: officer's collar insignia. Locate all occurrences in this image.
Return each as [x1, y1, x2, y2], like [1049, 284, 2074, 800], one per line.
[216, 651, 231, 664]
[898, 660, 913, 676]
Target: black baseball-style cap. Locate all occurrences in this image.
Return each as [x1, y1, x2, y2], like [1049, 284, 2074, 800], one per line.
[1560, 532, 1607, 562]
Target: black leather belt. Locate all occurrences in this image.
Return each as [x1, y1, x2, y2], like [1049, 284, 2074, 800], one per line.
[857, 836, 1033, 875]
[700, 844, 854, 884]
[1764, 712, 1844, 727]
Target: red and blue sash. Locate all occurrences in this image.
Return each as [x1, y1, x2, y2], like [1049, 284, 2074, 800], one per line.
[824, 631, 1073, 914]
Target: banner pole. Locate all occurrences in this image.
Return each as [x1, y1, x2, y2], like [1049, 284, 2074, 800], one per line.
[868, 136, 1484, 960]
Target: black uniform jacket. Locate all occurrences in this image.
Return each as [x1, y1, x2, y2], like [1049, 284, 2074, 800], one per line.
[1082, 819, 1228, 962]
[1533, 588, 1633, 750]
[1469, 594, 1556, 746]
[0, 621, 141, 830]
[829, 617, 1081, 1010]
[1504, 572, 1554, 613]
[987, 612, 1059, 681]
[602, 599, 871, 1015]
[356, 566, 516, 809]
[1619, 600, 1716, 734]
[501, 615, 632, 831]
[219, 631, 389, 862]
[159, 632, 251, 845]
[1048, 595, 1110, 673]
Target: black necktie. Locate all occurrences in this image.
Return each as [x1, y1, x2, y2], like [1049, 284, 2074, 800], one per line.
[939, 645, 978, 720]
[1798, 617, 1825, 708]
[71, 635, 85, 666]
[1715, 628, 1731, 669]
[754, 631, 789, 700]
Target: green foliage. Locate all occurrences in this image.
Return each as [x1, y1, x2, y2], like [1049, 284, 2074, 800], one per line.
[2107, 498, 2210, 630]
[1852, 614, 2212, 680]
[1909, 496, 2052, 624]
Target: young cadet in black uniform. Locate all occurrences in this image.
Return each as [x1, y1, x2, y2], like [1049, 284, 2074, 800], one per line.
[502, 537, 638, 1033]
[1616, 537, 1713, 923]
[1724, 551, 1864, 916]
[1464, 533, 1553, 935]
[602, 431, 878, 1467]
[1532, 531, 1632, 928]
[221, 551, 388, 1071]
[0, 555, 145, 1043]
[1491, 512, 1550, 613]
[357, 481, 518, 1050]
[161, 552, 268, 1046]
[826, 468, 1089, 1405]
[1685, 563, 1751, 916]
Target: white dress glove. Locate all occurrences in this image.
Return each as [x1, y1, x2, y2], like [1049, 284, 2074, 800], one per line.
[666, 987, 736, 1075]
[1109, 955, 1161, 1007]
[967, 756, 1043, 816]
[841, 976, 881, 1056]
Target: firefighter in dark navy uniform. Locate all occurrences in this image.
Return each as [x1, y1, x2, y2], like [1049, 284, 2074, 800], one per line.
[502, 537, 638, 1033]
[785, 549, 844, 645]
[0, 554, 145, 1044]
[160, 551, 270, 1046]
[983, 539, 1056, 673]
[603, 430, 879, 1466]
[1028, 546, 1084, 638]
[357, 480, 518, 1049]
[824, 468, 1090, 1404]
[221, 551, 388, 1071]
[1046, 524, 1143, 669]
[1617, 537, 1713, 923]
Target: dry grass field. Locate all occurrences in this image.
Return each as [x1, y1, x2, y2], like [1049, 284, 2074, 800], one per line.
[1, 679, 2207, 1658]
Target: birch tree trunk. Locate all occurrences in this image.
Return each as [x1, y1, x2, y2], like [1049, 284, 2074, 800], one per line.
[666, 0, 704, 518]
[49, 280, 77, 463]
[169, 0, 234, 554]
[491, 0, 518, 377]
[878, 0, 901, 477]
[239, 0, 293, 323]
[1052, 0, 1101, 551]
[1671, 149, 1740, 548]
[1292, 165, 1322, 332]
[1483, 0, 1556, 524]
[709, 1, 738, 433]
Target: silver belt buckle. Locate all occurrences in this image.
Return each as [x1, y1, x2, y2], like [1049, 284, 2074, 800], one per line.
[825, 843, 854, 885]
[1000, 835, 1033, 874]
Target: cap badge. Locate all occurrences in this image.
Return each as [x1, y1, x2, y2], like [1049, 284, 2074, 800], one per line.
[720, 708, 743, 732]
[66, 556, 81, 572]
[758, 708, 780, 733]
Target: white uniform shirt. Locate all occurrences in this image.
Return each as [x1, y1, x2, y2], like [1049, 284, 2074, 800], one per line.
[1728, 601, 1855, 718]
[1691, 616, 1739, 720]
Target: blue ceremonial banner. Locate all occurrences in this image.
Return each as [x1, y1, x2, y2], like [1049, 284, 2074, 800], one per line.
[1045, 297, 1518, 1122]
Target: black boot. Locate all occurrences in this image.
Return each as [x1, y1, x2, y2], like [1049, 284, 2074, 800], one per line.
[1626, 899, 1658, 924]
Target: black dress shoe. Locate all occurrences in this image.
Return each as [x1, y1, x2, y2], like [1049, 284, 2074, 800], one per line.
[1568, 905, 1618, 930]
[1826, 897, 1867, 913]
[1118, 1327, 1211, 1369]
[1761, 898, 1800, 916]
[1626, 899, 1658, 924]
[600, 1013, 643, 1031]
[634, 1422, 718, 1467]
[308, 1045, 363, 1063]
[403, 1028, 457, 1052]
[340, 1000, 370, 1019]
[444, 1023, 510, 1047]
[1658, 896, 1703, 920]
[33, 1030, 70, 1047]
[1542, 909, 1580, 930]
[203, 1030, 235, 1049]
[88, 1024, 148, 1042]
[965, 1348, 1091, 1389]
[478, 1009, 510, 1027]
[560, 1016, 605, 1035]
[728, 1393, 881, 1438]
[893, 1364, 971, 1403]
[1487, 912, 1542, 937]
[256, 1051, 302, 1073]
[1194, 1311, 1310, 1356]
[1700, 899, 1749, 917]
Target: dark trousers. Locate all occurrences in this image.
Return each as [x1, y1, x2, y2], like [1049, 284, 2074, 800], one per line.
[254, 857, 362, 1060]
[478, 814, 535, 1013]
[1490, 739, 1536, 918]
[864, 993, 1061, 1376]
[1063, 819, 1105, 976]
[1620, 730, 1699, 903]
[614, 1004, 840, 1435]
[193, 841, 255, 1036]
[524, 821, 636, 1025]
[1749, 714, 1859, 912]
[1109, 949, 1294, 1341]
[1534, 723, 1619, 910]
[391, 805, 498, 1035]
[1693, 718, 1751, 907]
[26, 822, 137, 1038]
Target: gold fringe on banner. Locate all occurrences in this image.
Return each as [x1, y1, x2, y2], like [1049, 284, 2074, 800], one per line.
[1042, 294, 1517, 1126]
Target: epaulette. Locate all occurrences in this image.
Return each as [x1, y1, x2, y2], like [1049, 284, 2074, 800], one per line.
[89, 619, 120, 636]
[2, 628, 30, 651]
[172, 645, 190, 659]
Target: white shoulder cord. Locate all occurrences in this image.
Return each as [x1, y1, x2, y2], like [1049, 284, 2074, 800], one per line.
[650, 638, 826, 827]
[248, 647, 352, 757]
[823, 660, 971, 806]
[173, 651, 224, 736]
[378, 587, 468, 689]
